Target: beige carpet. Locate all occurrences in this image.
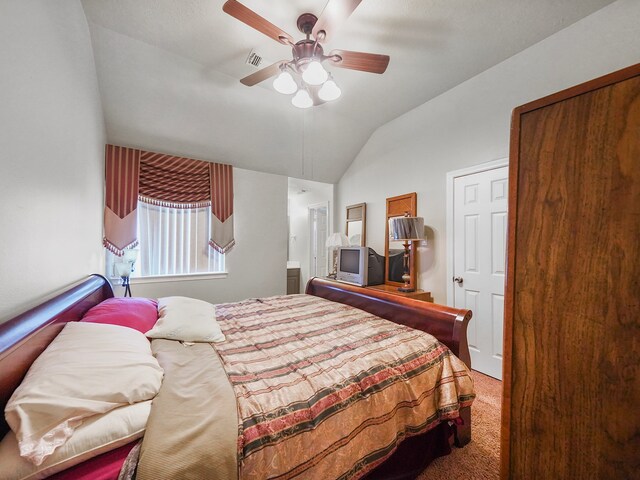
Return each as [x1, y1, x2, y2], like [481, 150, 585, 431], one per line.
[417, 370, 502, 480]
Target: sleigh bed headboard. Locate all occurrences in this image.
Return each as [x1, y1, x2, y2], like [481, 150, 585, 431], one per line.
[0, 275, 113, 437]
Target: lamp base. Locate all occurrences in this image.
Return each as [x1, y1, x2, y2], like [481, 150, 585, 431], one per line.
[397, 286, 416, 293]
[121, 276, 132, 297]
[397, 251, 414, 293]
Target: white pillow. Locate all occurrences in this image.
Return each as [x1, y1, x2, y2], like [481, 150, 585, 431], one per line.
[0, 400, 151, 480]
[145, 296, 225, 343]
[5, 322, 163, 466]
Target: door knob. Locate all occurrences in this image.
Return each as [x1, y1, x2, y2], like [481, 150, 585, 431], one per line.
[453, 276, 464, 285]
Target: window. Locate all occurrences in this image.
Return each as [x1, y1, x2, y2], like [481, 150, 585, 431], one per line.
[104, 146, 234, 281]
[107, 201, 225, 279]
[137, 201, 224, 276]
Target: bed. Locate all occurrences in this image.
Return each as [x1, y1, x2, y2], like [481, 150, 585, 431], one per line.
[0, 275, 473, 480]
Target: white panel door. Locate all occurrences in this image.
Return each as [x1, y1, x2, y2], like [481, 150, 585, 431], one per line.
[453, 166, 508, 379]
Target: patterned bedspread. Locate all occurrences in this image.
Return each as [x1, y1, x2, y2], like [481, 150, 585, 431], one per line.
[214, 294, 475, 480]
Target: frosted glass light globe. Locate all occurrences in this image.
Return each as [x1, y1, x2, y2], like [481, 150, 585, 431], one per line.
[302, 60, 328, 86]
[292, 89, 313, 108]
[273, 71, 297, 94]
[318, 79, 341, 101]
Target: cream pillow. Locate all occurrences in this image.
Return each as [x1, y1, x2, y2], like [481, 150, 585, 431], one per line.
[0, 400, 151, 480]
[145, 296, 225, 343]
[5, 322, 163, 466]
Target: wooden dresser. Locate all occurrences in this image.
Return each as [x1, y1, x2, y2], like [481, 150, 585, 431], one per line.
[321, 279, 433, 303]
[366, 283, 433, 303]
[501, 64, 640, 479]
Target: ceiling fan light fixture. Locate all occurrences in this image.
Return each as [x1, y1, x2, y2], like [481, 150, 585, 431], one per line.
[318, 77, 341, 101]
[302, 60, 328, 86]
[292, 89, 313, 108]
[273, 70, 297, 94]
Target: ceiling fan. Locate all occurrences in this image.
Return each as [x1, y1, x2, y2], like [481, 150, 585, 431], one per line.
[222, 0, 390, 108]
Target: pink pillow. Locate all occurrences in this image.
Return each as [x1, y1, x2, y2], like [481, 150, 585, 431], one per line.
[81, 298, 158, 333]
[47, 442, 136, 480]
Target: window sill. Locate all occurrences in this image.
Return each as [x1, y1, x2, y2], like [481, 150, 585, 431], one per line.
[109, 272, 228, 285]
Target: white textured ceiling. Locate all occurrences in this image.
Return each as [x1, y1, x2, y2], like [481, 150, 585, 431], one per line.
[81, 0, 614, 183]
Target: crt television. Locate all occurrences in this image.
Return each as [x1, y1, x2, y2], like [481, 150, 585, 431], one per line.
[336, 246, 369, 286]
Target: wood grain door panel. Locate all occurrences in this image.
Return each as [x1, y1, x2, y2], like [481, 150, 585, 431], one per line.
[502, 64, 640, 479]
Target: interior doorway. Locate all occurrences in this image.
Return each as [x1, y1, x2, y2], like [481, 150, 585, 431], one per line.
[309, 202, 329, 279]
[446, 159, 508, 379]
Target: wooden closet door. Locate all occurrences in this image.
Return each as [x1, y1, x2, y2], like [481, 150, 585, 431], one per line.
[502, 64, 640, 479]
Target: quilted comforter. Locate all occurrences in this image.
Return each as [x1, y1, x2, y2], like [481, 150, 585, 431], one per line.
[138, 294, 475, 480]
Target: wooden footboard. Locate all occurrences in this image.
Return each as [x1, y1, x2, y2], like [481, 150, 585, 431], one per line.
[306, 277, 473, 447]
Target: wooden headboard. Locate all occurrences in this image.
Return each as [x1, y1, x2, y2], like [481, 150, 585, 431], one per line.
[0, 275, 113, 437]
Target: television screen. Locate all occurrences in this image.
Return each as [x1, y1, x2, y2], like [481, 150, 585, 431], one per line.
[340, 249, 360, 274]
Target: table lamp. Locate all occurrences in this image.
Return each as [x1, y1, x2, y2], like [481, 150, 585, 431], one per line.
[389, 215, 425, 292]
[326, 232, 350, 278]
[115, 248, 139, 297]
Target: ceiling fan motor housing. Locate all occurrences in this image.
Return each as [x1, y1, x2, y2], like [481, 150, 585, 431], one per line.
[296, 13, 318, 35]
[292, 39, 324, 71]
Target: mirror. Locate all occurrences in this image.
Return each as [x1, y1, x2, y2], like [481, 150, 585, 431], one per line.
[345, 203, 366, 246]
[385, 193, 417, 288]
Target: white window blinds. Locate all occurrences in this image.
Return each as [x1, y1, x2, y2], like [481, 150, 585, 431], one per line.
[137, 201, 225, 276]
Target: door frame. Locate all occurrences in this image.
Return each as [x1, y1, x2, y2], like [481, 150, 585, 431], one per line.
[445, 158, 508, 306]
[308, 201, 331, 279]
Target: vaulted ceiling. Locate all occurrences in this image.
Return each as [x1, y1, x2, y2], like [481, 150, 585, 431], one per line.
[81, 0, 614, 183]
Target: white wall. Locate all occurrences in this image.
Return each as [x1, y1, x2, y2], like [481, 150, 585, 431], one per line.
[288, 179, 334, 289]
[0, 0, 106, 323]
[129, 168, 288, 303]
[336, 0, 640, 304]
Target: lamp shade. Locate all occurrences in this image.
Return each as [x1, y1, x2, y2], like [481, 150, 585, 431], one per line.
[123, 249, 139, 264]
[292, 89, 313, 108]
[318, 78, 341, 101]
[389, 216, 425, 241]
[326, 232, 350, 248]
[302, 60, 328, 86]
[273, 71, 297, 94]
[115, 262, 132, 278]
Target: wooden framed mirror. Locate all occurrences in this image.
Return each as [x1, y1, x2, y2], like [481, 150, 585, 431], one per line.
[385, 193, 417, 289]
[345, 203, 366, 246]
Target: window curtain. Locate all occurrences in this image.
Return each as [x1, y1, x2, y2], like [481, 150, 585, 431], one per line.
[103, 145, 234, 256]
[103, 145, 140, 255]
[209, 162, 234, 253]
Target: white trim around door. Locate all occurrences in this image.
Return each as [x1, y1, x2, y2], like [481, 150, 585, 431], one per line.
[308, 201, 331, 280]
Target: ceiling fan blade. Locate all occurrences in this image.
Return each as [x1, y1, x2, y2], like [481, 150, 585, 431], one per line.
[312, 0, 363, 43]
[223, 0, 294, 45]
[327, 49, 390, 74]
[240, 60, 288, 86]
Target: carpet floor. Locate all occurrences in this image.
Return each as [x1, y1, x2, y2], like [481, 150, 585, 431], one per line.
[416, 370, 502, 480]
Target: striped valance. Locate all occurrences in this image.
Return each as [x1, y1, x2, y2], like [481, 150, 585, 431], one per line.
[139, 151, 211, 208]
[103, 145, 234, 256]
